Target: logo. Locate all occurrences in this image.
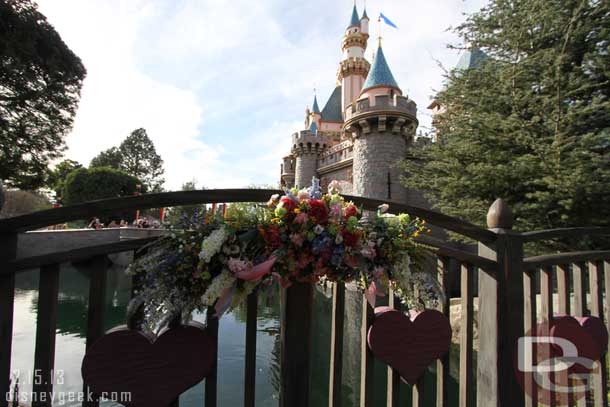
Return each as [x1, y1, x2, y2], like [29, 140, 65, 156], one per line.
[514, 316, 608, 405]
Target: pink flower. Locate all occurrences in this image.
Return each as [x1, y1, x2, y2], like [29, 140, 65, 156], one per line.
[330, 203, 343, 218]
[294, 212, 308, 224]
[290, 233, 304, 246]
[228, 258, 249, 274]
[297, 189, 310, 201]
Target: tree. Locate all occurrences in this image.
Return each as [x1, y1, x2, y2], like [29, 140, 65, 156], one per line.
[62, 167, 143, 222]
[46, 159, 82, 198]
[0, 0, 86, 189]
[402, 0, 610, 252]
[90, 147, 122, 170]
[163, 180, 206, 225]
[119, 128, 165, 192]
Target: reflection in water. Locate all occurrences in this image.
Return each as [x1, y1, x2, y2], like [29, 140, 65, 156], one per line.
[10, 253, 460, 407]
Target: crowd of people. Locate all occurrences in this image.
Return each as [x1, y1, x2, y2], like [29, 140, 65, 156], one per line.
[87, 217, 161, 229]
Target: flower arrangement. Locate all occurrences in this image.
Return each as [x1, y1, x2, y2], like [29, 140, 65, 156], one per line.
[128, 179, 444, 328]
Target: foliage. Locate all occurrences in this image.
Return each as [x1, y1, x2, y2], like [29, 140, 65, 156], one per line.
[62, 167, 143, 222]
[119, 128, 165, 192]
[90, 147, 122, 170]
[0, 189, 51, 218]
[402, 0, 610, 252]
[46, 159, 82, 198]
[128, 180, 439, 329]
[163, 181, 207, 225]
[0, 0, 86, 189]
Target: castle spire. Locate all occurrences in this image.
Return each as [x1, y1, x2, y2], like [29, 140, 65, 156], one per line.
[361, 44, 400, 94]
[347, 4, 360, 28]
[312, 94, 321, 114]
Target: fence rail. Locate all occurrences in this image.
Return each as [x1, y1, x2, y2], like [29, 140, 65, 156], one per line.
[0, 191, 609, 407]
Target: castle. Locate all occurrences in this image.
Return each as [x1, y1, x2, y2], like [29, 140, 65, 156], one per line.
[279, 4, 420, 204]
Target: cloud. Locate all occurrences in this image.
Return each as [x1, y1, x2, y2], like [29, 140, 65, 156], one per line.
[36, 0, 488, 190]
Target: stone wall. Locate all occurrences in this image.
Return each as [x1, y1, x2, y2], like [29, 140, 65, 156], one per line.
[294, 152, 318, 189]
[352, 131, 407, 202]
[319, 165, 353, 194]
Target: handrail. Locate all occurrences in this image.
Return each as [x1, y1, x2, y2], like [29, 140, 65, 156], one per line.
[523, 250, 610, 270]
[522, 226, 610, 242]
[414, 236, 497, 273]
[0, 189, 497, 243]
[7, 236, 160, 273]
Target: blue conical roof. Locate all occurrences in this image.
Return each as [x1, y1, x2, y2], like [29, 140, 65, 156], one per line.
[312, 95, 321, 114]
[361, 45, 400, 92]
[347, 5, 360, 28]
[309, 121, 318, 133]
[361, 8, 369, 20]
[456, 47, 487, 70]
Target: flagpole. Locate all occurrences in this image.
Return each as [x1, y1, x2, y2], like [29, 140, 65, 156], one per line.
[377, 15, 382, 47]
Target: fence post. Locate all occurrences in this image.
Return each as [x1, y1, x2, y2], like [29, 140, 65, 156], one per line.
[0, 232, 17, 407]
[477, 199, 525, 407]
[279, 282, 313, 407]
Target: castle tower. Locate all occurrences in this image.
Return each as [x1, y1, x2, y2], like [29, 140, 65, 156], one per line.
[345, 43, 418, 202]
[310, 95, 321, 129]
[291, 123, 328, 188]
[338, 4, 370, 115]
[281, 155, 296, 188]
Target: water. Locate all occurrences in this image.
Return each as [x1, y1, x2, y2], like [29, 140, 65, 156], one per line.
[9, 253, 459, 406]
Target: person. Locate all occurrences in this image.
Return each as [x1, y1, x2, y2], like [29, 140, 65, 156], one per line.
[119, 219, 127, 227]
[108, 220, 118, 228]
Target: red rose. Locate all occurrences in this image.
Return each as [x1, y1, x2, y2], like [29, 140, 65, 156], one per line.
[308, 200, 328, 223]
[265, 226, 282, 249]
[341, 230, 360, 247]
[280, 196, 298, 213]
[344, 204, 358, 220]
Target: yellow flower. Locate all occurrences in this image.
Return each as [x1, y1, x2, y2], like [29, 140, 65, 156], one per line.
[414, 231, 420, 237]
[294, 208, 301, 214]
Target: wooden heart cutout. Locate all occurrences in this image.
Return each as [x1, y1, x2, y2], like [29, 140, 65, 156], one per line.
[82, 322, 216, 407]
[367, 307, 452, 385]
[547, 315, 609, 374]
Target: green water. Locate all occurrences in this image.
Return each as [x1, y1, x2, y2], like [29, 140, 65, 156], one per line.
[9, 253, 459, 406]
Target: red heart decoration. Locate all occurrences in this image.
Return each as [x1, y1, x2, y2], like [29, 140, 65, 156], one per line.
[547, 315, 608, 374]
[367, 307, 452, 385]
[82, 322, 216, 407]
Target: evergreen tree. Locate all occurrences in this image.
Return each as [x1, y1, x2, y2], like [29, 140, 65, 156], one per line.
[119, 128, 165, 192]
[0, 0, 86, 189]
[46, 159, 82, 198]
[164, 181, 206, 224]
[402, 0, 610, 251]
[90, 147, 122, 170]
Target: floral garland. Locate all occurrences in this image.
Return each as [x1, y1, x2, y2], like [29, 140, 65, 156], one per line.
[128, 179, 444, 328]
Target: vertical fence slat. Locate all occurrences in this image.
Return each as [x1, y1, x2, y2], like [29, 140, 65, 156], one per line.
[436, 257, 450, 407]
[82, 255, 108, 407]
[540, 267, 556, 407]
[412, 377, 425, 407]
[244, 292, 258, 407]
[459, 263, 474, 407]
[588, 261, 608, 407]
[280, 282, 313, 407]
[32, 264, 60, 407]
[572, 263, 588, 407]
[205, 306, 219, 407]
[329, 282, 345, 407]
[523, 270, 538, 407]
[605, 261, 610, 400]
[359, 295, 375, 407]
[556, 264, 570, 315]
[572, 263, 586, 317]
[0, 233, 17, 407]
[387, 287, 400, 407]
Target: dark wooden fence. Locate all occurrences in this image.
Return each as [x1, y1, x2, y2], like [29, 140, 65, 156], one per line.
[0, 189, 608, 407]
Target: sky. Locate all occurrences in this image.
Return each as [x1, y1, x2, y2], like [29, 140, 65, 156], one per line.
[36, 0, 489, 190]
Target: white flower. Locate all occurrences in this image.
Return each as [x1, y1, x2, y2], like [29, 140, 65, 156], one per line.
[314, 224, 324, 234]
[199, 226, 228, 263]
[335, 233, 344, 244]
[201, 270, 236, 305]
[378, 203, 390, 214]
[327, 180, 341, 195]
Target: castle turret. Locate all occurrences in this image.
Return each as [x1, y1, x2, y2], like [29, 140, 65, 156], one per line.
[360, 7, 369, 35]
[338, 4, 370, 115]
[344, 43, 418, 203]
[310, 95, 321, 128]
[291, 128, 329, 188]
[281, 155, 296, 188]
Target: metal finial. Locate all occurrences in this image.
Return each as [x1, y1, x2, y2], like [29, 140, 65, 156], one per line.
[487, 198, 513, 229]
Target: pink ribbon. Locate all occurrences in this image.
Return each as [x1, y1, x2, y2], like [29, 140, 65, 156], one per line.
[365, 280, 387, 308]
[214, 285, 235, 318]
[272, 272, 293, 288]
[234, 256, 277, 281]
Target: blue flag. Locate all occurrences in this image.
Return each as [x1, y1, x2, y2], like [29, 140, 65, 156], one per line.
[379, 13, 398, 29]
